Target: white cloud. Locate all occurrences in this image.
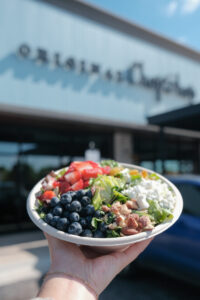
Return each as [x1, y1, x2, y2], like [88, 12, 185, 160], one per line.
[181, 0, 200, 14]
[177, 36, 188, 44]
[165, 0, 200, 16]
[166, 1, 178, 16]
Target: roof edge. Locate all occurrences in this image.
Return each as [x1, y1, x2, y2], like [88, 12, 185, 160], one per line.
[1, 103, 200, 139]
[148, 103, 200, 125]
[38, 0, 200, 62]
[0, 103, 158, 133]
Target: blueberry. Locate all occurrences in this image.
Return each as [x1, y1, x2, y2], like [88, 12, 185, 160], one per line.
[63, 210, 70, 218]
[107, 212, 113, 218]
[94, 210, 104, 218]
[50, 197, 60, 208]
[50, 216, 59, 227]
[67, 222, 82, 235]
[76, 190, 86, 199]
[85, 215, 93, 228]
[65, 204, 71, 211]
[69, 191, 77, 199]
[41, 206, 49, 214]
[80, 207, 87, 217]
[81, 196, 91, 207]
[85, 189, 92, 198]
[52, 205, 63, 216]
[57, 218, 69, 231]
[79, 217, 87, 229]
[69, 200, 82, 212]
[99, 222, 107, 233]
[93, 230, 105, 238]
[84, 204, 95, 216]
[44, 213, 53, 224]
[81, 229, 93, 237]
[69, 212, 80, 222]
[60, 193, 72, 205]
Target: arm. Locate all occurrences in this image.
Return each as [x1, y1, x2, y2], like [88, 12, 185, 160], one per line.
[38, 274, 96, 300]
[37, 233, 152, 300]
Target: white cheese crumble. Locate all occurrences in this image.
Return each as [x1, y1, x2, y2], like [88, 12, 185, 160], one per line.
[122, 178, 176, 211]
[120, 168, 131, 183]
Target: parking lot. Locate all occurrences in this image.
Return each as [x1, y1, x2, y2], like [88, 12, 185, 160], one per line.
[1, 231, 199, 300]
[100, 270, 200, 300]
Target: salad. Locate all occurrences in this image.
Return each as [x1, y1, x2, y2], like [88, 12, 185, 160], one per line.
[36, 160, 175, 238]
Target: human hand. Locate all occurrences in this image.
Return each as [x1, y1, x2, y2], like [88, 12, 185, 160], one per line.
[43, 233, 152, 296]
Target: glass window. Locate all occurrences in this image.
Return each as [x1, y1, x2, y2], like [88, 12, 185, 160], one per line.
[174, 183, 200, 216]
[0, 142, 19, 230]
[0, 141, 71, 232]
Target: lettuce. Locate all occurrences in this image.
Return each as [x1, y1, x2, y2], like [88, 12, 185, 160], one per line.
[105, 212, 115, 224]
[91, 217, 103, 230]
[39, 212, 46, 219]
[56, 168, 67, 179]
[148, 200, 173, 224]
[92, 175, 125, 209]
[130, 174, 142, 185]
[100, 160, 119, 168]
[112, 188, 128, 203]
[148, 173, 160, 180]
[106, 226, 122, 238]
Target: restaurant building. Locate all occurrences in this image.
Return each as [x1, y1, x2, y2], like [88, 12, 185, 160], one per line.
[0, 0, 200, 231]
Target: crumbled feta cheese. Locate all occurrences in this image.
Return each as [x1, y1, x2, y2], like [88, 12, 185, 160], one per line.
[120, 168, 131, 183]
[122, 178, 175, 212]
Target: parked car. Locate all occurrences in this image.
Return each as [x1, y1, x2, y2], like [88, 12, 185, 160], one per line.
[132, 175, 200, 286]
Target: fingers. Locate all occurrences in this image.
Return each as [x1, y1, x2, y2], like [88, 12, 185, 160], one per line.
[43, 232, 86, 262]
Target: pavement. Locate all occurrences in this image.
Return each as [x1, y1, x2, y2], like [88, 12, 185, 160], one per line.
[0, 231, 49, 300]
[0, 231, 200, 300]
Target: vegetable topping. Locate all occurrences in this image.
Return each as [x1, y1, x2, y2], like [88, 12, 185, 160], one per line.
[35, 160, 175, 238]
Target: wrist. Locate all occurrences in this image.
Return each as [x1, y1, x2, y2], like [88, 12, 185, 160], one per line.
[38, 272, 98, 300]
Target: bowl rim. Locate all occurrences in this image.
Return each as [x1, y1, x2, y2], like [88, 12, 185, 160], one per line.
[27, 162, 183, 247]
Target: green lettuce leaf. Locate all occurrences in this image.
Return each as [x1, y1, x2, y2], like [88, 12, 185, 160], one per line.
[130, 174, 142, 185]
[105, 212, 115, 224]
[106, 226, 122, 238]
[91, 217, 103, 230]
[39, 212, 46, 219]
[100, 160, 119, 168]
[92, 175, 125, 209]
[56, 168, 67, 179]
[147, 200, 173, 224]
[148, 173, 160, 180]
[112, 189, 128, 203]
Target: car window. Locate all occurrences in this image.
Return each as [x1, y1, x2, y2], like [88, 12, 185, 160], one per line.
[174, 183, 200, 216]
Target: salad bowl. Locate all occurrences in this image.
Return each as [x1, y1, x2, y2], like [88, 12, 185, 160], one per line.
[27, 163, 183, 252]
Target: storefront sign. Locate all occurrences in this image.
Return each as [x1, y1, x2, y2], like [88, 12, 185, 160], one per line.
[17, 44, 195, 101]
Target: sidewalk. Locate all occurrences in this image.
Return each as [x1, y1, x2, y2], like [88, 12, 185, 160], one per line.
[0, 231, 50, 300]
[1, 231, 199, 300]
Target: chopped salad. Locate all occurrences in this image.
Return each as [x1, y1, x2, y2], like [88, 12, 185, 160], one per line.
[35, 160, 175, 238]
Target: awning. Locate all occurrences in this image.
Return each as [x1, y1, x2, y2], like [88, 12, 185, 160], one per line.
[148, 103, 200, 131]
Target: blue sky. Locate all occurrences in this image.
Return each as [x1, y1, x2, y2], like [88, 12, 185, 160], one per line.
[85, 0, 200, 51]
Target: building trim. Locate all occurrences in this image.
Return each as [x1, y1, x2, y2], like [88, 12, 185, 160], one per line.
[1, 103, 200, 139]
[0, 103, 158, 133]
[38, 0, 200, 62]
[148, 103, 200, 130]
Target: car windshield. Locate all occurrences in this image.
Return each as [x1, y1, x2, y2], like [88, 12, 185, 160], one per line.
[173, 182, 200, 217]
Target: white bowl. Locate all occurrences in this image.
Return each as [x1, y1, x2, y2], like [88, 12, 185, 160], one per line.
[27, 163, 183, 252]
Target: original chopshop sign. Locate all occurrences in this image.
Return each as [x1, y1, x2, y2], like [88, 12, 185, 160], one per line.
[17, 44, 195, 101]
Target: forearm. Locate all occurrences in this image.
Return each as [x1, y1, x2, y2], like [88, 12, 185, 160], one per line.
[37, 274, 97, 300]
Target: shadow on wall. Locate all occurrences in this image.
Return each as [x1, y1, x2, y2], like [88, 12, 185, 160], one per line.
[0, 54, 139, 101]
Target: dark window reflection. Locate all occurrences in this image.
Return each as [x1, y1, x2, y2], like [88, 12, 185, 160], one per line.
[174, 183, 200, 217]
[0, 141, 71, 233]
